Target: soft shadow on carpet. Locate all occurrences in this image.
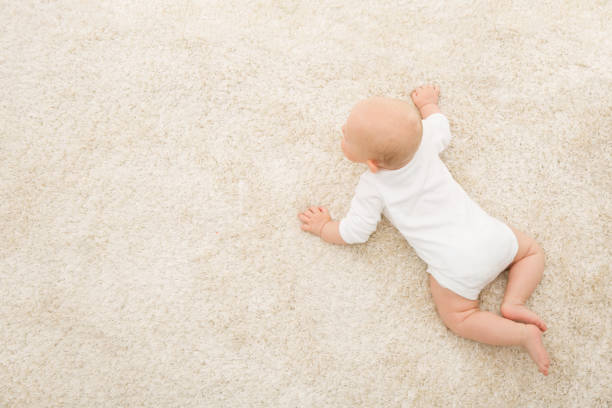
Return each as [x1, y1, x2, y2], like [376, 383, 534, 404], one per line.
[1, 0, 611, 406]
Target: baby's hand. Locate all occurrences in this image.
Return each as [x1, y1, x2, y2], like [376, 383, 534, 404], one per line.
[410, 84, 440, 109]
[298, 206, 332, 237]
[411, 84, 441, 119]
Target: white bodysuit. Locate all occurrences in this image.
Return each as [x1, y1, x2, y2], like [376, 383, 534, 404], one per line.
[339, 113, 518, 300]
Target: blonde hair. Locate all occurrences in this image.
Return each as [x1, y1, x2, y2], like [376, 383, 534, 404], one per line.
[351, 97, 423, 169]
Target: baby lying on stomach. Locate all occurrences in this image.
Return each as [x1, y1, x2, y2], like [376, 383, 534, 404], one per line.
[298, 85, 550, 375]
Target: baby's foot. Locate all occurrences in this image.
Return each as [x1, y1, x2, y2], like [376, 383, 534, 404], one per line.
[501, 303, 547, 332]
[522, 324, 550, 375]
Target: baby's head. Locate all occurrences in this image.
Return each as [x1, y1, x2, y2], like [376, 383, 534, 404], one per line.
[341, 96, 422, 173]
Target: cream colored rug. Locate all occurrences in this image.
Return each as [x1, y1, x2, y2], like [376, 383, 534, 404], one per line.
[1, 0, 611, 406]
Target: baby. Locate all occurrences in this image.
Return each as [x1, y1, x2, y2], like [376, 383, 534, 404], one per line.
[298, 85, 550, 375]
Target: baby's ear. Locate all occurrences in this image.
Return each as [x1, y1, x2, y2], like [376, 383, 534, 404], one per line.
[366, 159, 379, 173]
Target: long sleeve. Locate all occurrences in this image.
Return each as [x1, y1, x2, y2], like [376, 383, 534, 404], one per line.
[338, 175, 384, 244]
[424, 113, 452, 154]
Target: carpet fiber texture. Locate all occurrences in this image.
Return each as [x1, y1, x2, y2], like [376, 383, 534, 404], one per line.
[1, 0, 611, 406]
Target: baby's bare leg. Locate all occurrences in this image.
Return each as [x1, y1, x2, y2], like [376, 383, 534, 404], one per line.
[430, 276, 550, 375]
[500, 226, 547, 331]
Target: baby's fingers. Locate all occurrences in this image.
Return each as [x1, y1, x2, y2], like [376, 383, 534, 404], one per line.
[298, 214, 313, 232]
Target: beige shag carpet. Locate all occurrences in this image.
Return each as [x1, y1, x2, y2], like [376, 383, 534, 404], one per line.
[1, 0, 611, 406]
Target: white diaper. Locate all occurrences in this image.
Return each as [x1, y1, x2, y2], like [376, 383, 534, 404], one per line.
[427, 217, 519, 300]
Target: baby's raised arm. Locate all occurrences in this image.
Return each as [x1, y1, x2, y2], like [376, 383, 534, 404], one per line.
[411, 85, 441, 118]
[298, 207, 347, 245]
[298, 86, 440, 245]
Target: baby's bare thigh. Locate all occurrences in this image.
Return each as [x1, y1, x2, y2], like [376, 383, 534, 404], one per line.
[506, 224, 540, 266]
[429, 275, 479, 320]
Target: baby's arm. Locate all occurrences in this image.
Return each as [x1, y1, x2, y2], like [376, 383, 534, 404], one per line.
[298, 206, 347, 245]
[411, 85, 441, 118]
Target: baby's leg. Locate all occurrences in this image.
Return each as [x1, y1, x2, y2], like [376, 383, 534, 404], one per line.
[500, 226, 547, 331]
[430, 276, 549, 375]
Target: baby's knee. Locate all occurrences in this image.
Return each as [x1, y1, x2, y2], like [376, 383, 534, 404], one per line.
[529, 237, 543, 254]
[439, 307, 478, 335]
[530, 239, 546, 267]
